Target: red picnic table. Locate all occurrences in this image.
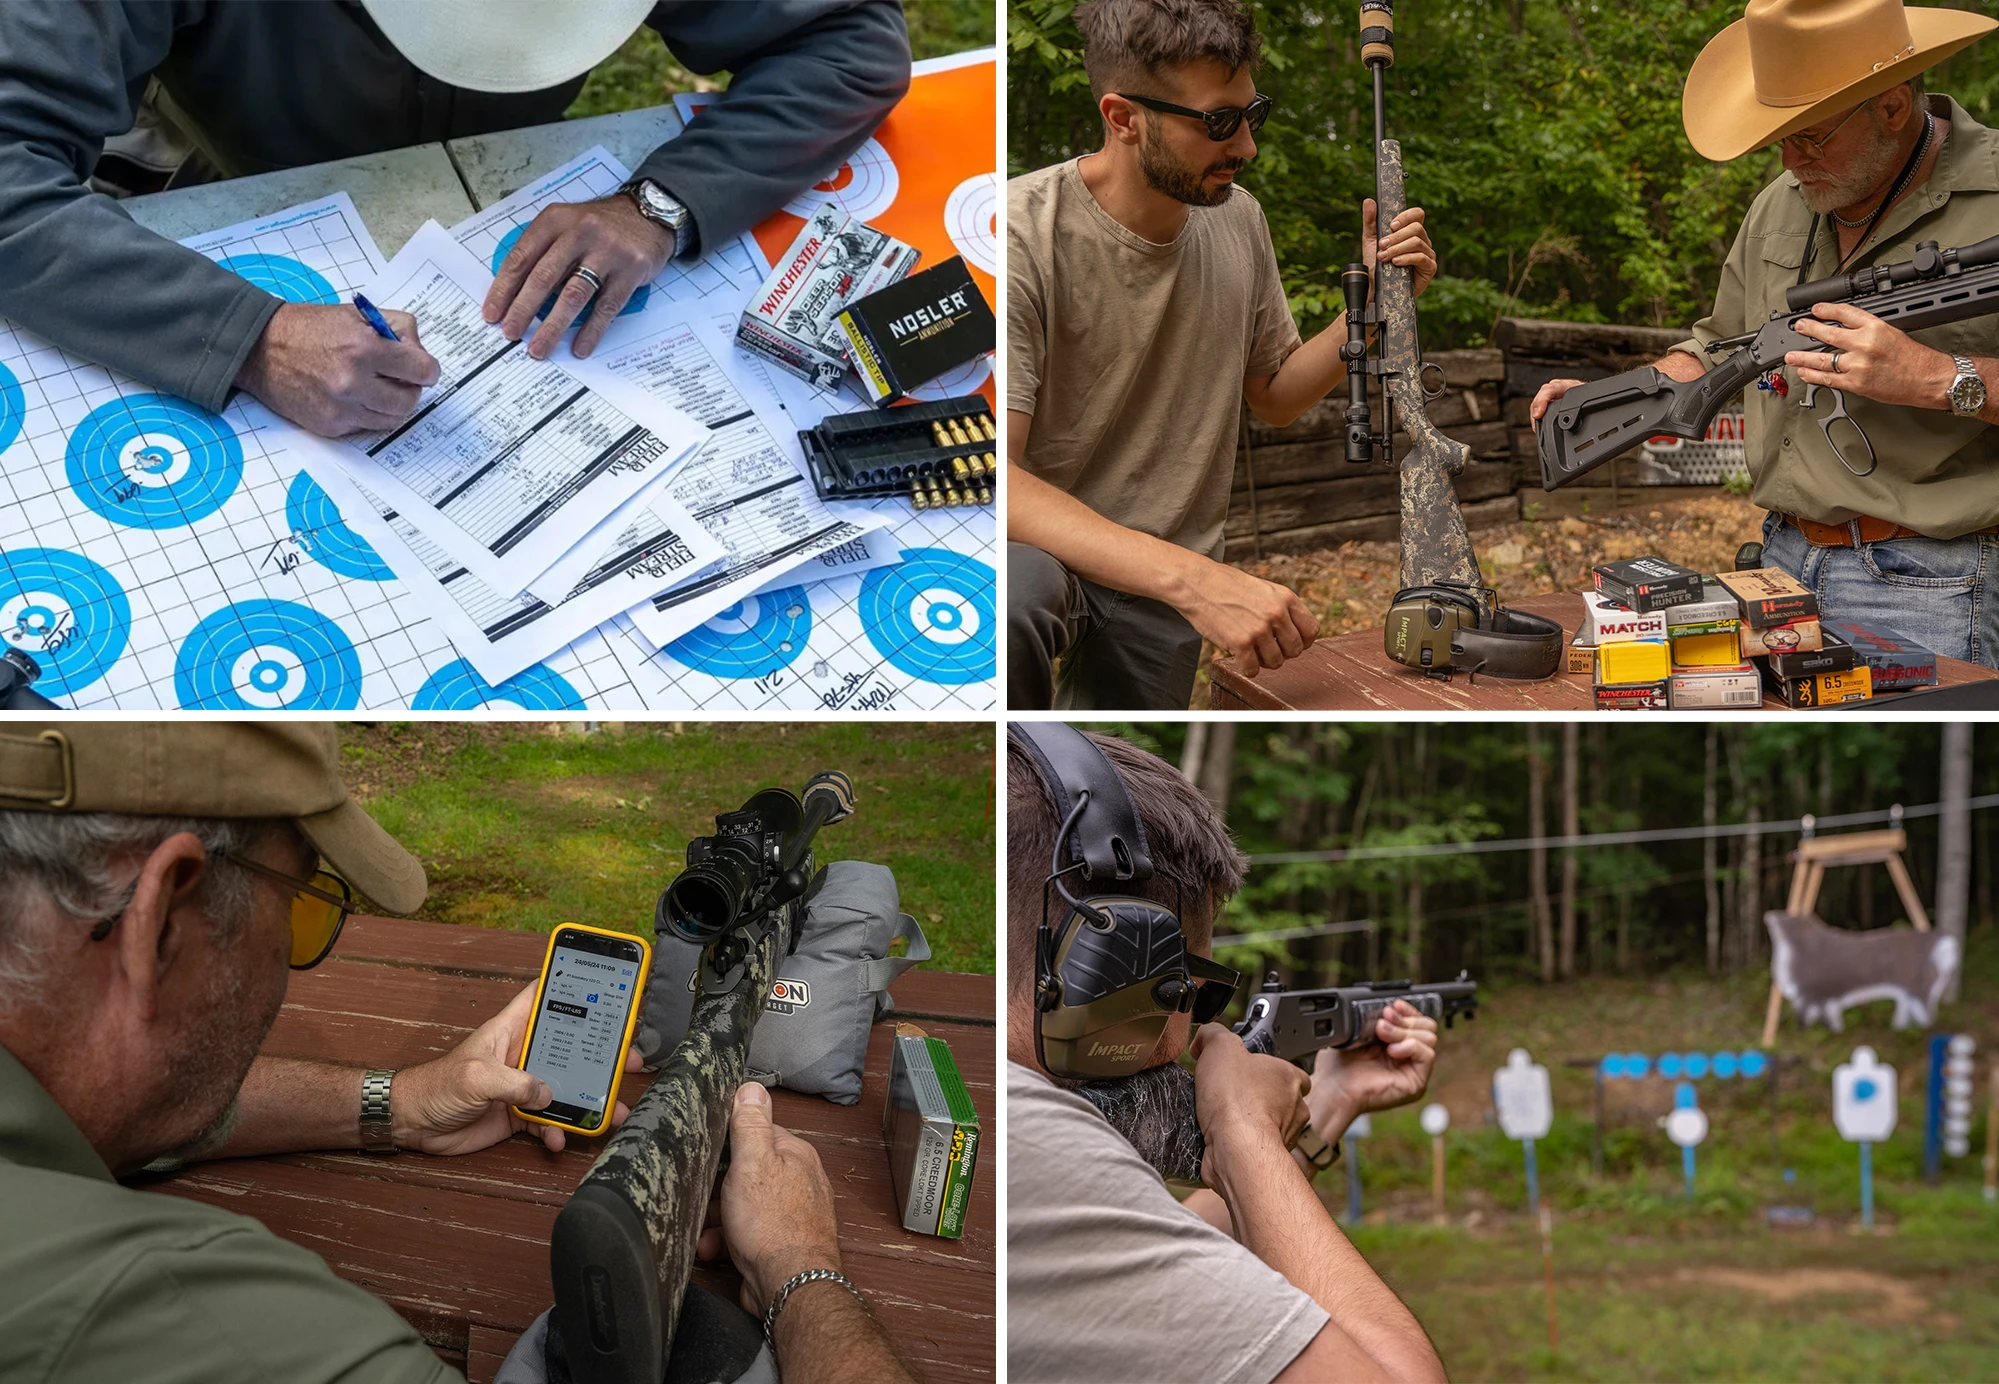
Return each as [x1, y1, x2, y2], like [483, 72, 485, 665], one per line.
[146, 915, 995, 1382]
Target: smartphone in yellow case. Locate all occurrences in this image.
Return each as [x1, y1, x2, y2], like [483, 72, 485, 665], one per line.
[512, 923, 653, 1137]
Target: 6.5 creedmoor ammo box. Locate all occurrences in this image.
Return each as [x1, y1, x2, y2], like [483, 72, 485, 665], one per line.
[883, 1024, 981, 1239]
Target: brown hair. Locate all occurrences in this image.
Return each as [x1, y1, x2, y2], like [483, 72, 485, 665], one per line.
[1074, 0, 1263, 104]
[1007, 729, 1247, 998]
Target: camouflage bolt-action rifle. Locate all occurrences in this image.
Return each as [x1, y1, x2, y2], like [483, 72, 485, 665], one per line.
[1537, 233, 1999, 490]
[548, 770, 857, 1384]
[1338, 0, 1488, 611]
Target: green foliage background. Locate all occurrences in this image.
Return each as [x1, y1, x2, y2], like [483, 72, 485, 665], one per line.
[1009, 0, 1999, 346]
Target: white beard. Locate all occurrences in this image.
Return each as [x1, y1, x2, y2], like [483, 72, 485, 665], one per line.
[1796, 122, 1907, 216]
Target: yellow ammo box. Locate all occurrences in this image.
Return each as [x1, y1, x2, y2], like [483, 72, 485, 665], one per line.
[1595, 640, 1670, 685]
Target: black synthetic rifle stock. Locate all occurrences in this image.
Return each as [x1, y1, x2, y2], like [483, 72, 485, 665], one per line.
[1234, 971, 1478, 1064]
[548, 770, 857, 1384]
[1342, 0, 1486, 605]
[1537, 233, 1999, 490]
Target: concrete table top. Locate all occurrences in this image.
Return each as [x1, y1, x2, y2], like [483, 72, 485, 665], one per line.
[446, 105, 686, 209]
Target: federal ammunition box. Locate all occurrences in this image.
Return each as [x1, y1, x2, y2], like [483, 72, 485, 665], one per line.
[1718, 568, 1820, 627]
[1565, 634, 1594, 676]
[1670, 629, 1742, 668]
[1762, 662, 1873, 707]
[1825, 619, 1939, 691]
[1593, 557, 1704, 612]
[1581, 591, 1666, 644]
[1670, 665, 1763, 709]
[1595, 677, 1671, 710]
[739, 201, 920, 387]
[883, 1025, 980, 1239]
[1765, 626, 1856, 679]
[1596, 639, 1670, 685]
[1740, 618, 1821, 656]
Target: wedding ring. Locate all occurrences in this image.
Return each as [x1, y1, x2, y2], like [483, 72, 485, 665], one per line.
[571, 266, 604, 294]
[1830, 350, 1843, 374]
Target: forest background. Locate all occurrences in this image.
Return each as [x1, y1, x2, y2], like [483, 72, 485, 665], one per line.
[1009, 0, 1999, 347]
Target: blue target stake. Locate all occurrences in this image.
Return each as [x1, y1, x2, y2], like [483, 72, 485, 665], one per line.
[1522, 1137, 1539, 1211]
[1855, 1073, 1879, 1228]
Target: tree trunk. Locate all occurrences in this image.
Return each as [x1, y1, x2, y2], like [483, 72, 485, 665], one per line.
[1704, 725, 1720, 974]
[1559, 722, 1579, 980]
[1939, 723, 1974, 1002]
[1184, 723, 1236, 816]
[1527, 727, 1554, 983]
[1735, 735, 1763, 973]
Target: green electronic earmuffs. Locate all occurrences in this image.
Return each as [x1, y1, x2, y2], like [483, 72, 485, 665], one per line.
[1011, 722, 1242, 1080]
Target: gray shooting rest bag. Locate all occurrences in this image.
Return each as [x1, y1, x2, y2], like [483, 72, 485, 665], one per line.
[636, 860, 930, 1104]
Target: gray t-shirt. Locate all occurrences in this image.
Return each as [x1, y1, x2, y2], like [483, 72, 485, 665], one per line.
[1007, 1061, 1328, 1384]
[1008, 158, 1303, 560]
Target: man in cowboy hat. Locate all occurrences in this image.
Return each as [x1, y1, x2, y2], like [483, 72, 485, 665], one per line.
[0, 1, 910, 438]
[0, 723, 909, 1383]
[1533, 0, 1999, 666]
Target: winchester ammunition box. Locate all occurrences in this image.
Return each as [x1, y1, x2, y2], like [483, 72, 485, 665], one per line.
[1670, 665, 1763, 709]
[1595, 677, 1671, 710]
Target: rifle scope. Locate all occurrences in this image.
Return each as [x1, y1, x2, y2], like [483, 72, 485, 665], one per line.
[657, 773, 855, 944]
[1786, 233, 1999, 313]
[0, 650, 58, 711]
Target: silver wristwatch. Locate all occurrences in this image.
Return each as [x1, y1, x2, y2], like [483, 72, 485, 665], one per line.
[621, 177, 693, 256]
[360, 1069, 397, 1154]
[1947, 354, 1986, 416]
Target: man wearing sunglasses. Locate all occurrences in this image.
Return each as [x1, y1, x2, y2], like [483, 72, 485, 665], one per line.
[1006, 729, 1446, 1383]
[1008, 0, 1439, 710]
[1532, 0, 1999, 667]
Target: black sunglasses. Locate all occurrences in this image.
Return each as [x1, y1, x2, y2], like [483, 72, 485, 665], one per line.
[1187, 952, 1244, 1024]
[1116, 91, 1273, 141]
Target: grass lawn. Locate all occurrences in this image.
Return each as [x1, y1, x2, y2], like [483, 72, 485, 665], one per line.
[338, 721, 995, 973]
[1284, 939, 1999, 1381]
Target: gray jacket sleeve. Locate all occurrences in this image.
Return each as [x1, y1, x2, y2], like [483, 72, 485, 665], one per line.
[639, 0, 912, 257]
[0, 2, 281, 415]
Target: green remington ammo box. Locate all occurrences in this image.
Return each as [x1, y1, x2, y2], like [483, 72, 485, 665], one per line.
[882, 1024, 980, 1238]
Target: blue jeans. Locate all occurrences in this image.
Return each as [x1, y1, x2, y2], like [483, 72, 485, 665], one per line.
[1761, 513, 1999, 668]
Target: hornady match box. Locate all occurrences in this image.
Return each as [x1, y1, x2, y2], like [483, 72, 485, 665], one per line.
[1765, 625, 1856, 679]
[1581, 591, 1667, 644]
[883, 1024, 980, 1239]
[1670, 665, 1762, 709]
[1740, 617, 1822, 656]
[1593, 556, 1703, 613]
[1595, 678, 1670, 710]
[739, 201, 920, 388]
[835, 256, 995, 405]
[1761, 662, 1873, 708]
[1718, 567, 1820, 627]
[1825, 619, 1939, 691]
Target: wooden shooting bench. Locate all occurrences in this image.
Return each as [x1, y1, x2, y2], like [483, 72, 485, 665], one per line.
[145, 916, 996, 1383]
[1207, 591, 1999, 710]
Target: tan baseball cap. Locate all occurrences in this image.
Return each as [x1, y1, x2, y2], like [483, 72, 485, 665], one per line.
[0, 723, 426, 914]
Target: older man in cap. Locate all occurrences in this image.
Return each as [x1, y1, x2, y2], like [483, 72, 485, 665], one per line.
[0, 723, 909, 1384]
[1534, 0, 1999, 666]
[0, 1, 909, 437]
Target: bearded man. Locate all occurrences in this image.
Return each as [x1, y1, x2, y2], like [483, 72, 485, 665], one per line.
[1534, 0, 1999, 666]
[1006, 0, 1439, 710]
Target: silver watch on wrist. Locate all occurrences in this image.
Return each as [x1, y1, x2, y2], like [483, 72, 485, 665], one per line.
[1947, 354, 1986, 416]
[360, 1068, 397, 1154]
[621, 177, 692, 257]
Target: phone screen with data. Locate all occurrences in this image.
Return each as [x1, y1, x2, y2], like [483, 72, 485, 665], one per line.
[521, 929, 644, 1131]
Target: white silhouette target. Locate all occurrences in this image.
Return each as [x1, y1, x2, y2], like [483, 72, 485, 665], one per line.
[786, 138, 899, 221]
[908, 355, 992, 402]
[943, 173, 997, 274]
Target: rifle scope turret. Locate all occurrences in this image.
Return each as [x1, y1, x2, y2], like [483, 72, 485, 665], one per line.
[657, 774, 855, 945]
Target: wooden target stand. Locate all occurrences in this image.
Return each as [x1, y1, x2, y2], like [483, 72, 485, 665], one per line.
[1761, 818, 1931, 1047]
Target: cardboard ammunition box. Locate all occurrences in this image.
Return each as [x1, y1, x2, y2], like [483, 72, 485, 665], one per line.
[1670, 665, 1763, 709]
[1581, 591, 1667, 645]
[1566, 634, 1594, 676]
[1664, 582, 1741, 628]
[1671, 629, 1742, 668]
[1593, 557, 1704, 613]
[1596, 639, 1670, 685]
[1762, 662, 1873, 708]
[1765, 626, 1856, 679]
[1718, 568, 1820, 627]
[835, 256, 995, 406]
[1595, 677, 1671, 710]
[739, 201, 920, 387]
[883, 1025, 980, 1239]
[1739, 618, 1822, 656]
[1825, 619, 1939, 691]
[1664, 617, 1740, 640]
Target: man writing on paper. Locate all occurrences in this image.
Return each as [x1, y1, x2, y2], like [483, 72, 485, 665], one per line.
[1532, 0, 1999, 666]
[0, 723, 911, 1384]
[1007, 0, 1438, 709]
[0, 1, 910, 438]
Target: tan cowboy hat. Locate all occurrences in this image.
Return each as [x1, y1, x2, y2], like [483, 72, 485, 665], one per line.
[360, 0, 656, 95]
[1683, 0, 1996, 161]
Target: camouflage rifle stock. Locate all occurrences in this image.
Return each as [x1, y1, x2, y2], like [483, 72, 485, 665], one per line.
[549, 771, 857, 1384]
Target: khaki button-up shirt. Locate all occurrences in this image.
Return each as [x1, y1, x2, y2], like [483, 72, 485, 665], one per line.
[1669, 95, 1999, 538]
[0, 1044, 458, 1384]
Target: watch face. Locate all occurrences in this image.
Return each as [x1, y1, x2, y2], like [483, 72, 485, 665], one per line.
[1953, 369, 1986, 414]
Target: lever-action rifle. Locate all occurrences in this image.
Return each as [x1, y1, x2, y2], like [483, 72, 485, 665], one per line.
[1340, 0, 1488, 610]
[548, 770, 857, 1384]
[1537, 233, 1999, 490]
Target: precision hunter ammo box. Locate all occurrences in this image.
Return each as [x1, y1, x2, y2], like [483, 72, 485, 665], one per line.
[1593, 556, 1703, 613]
[798, 395, 995, 508]
[883, 1025, 981, 1239]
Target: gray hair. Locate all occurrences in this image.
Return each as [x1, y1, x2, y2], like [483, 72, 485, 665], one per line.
[0, 813, 270, 999]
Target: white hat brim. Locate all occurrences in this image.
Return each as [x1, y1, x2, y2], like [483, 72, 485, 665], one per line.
[360, 0, 658, 95]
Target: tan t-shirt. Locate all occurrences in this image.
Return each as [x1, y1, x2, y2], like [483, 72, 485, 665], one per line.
[1007, 1062, 1328, 1384]
[1008, 158, 1303, 560]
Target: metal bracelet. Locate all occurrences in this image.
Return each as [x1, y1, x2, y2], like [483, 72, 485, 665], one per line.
[762, 1267, 861, 1342]
[360, 1069, 397, 1154]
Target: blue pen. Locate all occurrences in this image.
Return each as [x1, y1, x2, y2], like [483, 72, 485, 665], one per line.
[352, 294, 400, 341]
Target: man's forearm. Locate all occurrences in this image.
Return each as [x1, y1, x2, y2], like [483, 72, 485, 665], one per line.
[203, 1057, 365, 1159]
[1244, 328, 1348, 428]
[1008, 462, 1211, 610]
[1656, 349, 1708, 381]
[771, 1279, 918, 1384]
[1210, 1128, 1446, 1383]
